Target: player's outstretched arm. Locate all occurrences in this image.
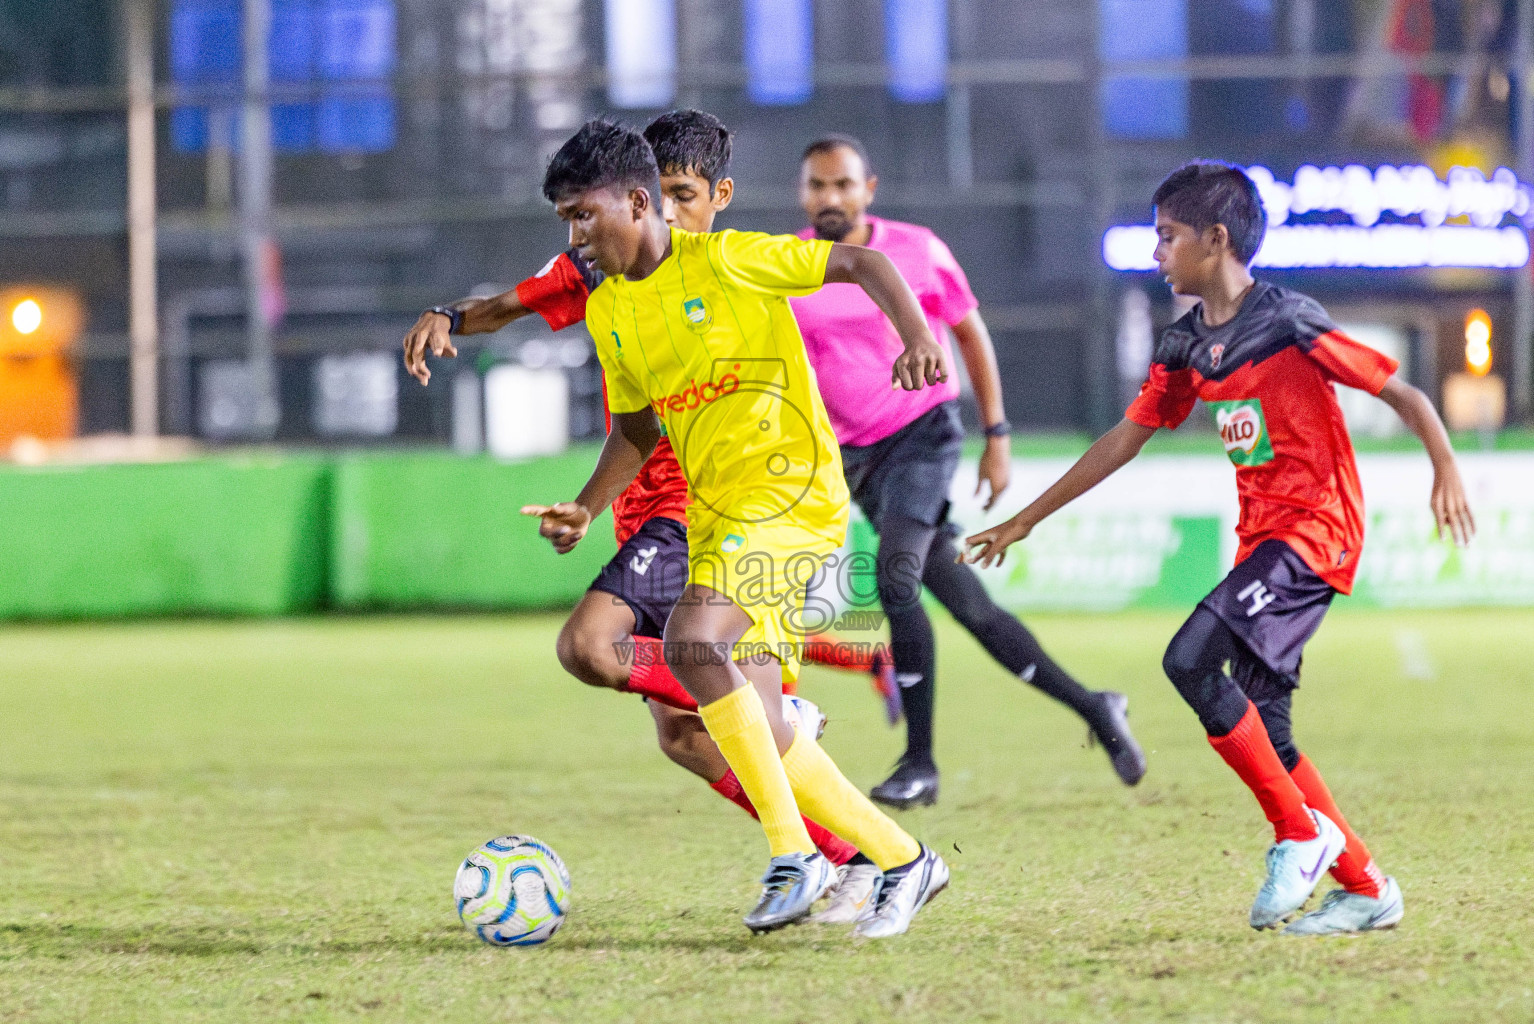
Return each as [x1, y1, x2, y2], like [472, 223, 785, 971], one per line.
[521, 409, 662, 554]
[1377, 376, 1476, 546]
[951, 310, 1010, 510]
[824, 243, 947, 391]
[963, 418, 1155, 567]
[402, 290, 533, 386]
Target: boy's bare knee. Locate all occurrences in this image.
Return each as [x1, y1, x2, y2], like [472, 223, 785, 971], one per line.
[556, 625, 626, 690]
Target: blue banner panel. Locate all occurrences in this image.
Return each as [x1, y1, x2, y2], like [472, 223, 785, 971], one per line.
[169, 0, 395, 155]
[604, 0, 677, 108]
[745, 0, 813, 106]
[271, 0, 318, 151]
[317, 0, 396, 152]
[1099, 0, 1188, 139]
[169, 0, 237, 152]
[885, 0, 947, 103]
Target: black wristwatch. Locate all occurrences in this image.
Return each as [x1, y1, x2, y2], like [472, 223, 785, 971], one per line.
[983, 420, 1013, 439]
[427, 306, 463, 335]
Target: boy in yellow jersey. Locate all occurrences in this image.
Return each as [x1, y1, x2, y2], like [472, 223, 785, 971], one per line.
[525, 119, 949, 937]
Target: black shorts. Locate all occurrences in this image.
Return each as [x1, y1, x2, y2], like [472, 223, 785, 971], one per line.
[1200, 538, 1336, 683]
[839, 401, 964, 532]
[588, 516, 689, 639]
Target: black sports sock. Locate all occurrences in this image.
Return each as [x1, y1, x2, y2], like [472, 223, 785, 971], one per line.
[846, 852, 874, 867]
[923, 534, 1108, 729]
[888, 603, 937, 763]
[875, 516, 942, 765]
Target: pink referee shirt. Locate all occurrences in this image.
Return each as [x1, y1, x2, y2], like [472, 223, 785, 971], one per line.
[792, 216, 979, 447]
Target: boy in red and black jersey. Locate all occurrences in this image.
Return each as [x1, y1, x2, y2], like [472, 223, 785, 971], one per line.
[403, 111, 880, 889]
[966, 162, 1475, 936]
[508, 246, 692, 555]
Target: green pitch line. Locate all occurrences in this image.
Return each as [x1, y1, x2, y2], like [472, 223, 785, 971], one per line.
[0, 611, 1531, 1022]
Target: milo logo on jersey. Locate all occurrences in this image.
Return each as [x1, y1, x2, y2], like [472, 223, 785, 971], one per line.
[1211, 399, 1274, 467]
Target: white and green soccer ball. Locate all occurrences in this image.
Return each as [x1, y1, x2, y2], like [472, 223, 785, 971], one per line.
[454, 835, 572, 946]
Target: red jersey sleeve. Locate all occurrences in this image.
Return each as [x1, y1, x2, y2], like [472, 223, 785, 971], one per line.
[1290, 293, 1398, 395]
[1126, 362, 1198, 430]
[1305, 329, 1399, 396]
[514, 250, 600, 332]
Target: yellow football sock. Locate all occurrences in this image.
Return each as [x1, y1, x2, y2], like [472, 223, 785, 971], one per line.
[781, 728, 921, 870]
[698, 685, 815, 857]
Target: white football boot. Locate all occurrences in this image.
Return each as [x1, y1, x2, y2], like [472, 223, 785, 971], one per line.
[853, 845, 949, 939]
[1283, 877, 1404, 936]
[1249, 808, 1346, 929]
[742, 851, 836, 934]
[783, 694, 826, 740]
[809, 862, 881, 924]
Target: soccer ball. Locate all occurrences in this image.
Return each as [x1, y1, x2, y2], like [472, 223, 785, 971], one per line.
[453, 835, 572, 946]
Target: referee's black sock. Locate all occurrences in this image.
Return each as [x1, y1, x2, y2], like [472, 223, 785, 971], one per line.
[888, 602, 938, 766]
[875, 515, 943, 768]
[923, 535, 1110, 732]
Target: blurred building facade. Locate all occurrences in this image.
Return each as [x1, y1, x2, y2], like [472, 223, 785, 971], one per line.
[0, 0, 1530, 446]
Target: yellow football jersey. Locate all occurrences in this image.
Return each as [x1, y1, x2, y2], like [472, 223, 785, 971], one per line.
[588, 228, 850, 546]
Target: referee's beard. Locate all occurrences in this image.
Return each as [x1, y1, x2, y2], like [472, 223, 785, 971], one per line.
[812, 210, 855, 242]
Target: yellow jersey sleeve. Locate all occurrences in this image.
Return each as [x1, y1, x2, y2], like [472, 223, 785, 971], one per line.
[586, 284, 650, 414]
[716, 230, 832, 297]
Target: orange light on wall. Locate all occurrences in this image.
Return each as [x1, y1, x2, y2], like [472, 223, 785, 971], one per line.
[11, 298, 42, 335]
[1464, 308, 1493, 376]
[0, 286, 82, 357]
[0, 284, 86, 447]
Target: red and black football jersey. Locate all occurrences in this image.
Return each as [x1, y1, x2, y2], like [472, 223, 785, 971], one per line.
[514, 250, 690, 546]
[514, 248, 605, 331]
[1126, 281, 1399, 594]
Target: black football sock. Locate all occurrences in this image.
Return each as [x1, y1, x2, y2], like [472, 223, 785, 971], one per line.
[876, 516, 942, 767]
[923, 534, 1108, 729]
[887, 602, 938, 765]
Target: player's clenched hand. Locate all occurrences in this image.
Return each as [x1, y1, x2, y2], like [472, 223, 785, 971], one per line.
[892, 332, 948, 391]
[402, 311, 458, 386]
[521, 502, 592, 555]
[1430, 464, 1475, 547]
[962, 517, 1032, 569]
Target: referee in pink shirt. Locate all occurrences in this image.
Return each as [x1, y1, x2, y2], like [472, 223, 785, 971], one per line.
[792, 135, 1145, 807]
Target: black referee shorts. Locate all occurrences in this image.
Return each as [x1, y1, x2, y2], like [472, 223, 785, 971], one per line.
[839, 400, 965, 533]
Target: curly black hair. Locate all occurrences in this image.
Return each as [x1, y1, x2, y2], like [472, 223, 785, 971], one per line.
[542, 118, 663, 210]
[644, 109, 733, 197]
[1152, 161, 1267, 265]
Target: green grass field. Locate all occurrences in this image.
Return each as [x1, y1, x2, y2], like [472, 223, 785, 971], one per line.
[1, 609, 1531, 1023]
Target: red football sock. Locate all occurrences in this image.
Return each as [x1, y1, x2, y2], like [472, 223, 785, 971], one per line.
[802, 634, 876, 673]
[710, 770, 858, 866]
[1207, 702, 1319, 843]
[622, 637, 698, 712]
[1289, 755, 1385, 897]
